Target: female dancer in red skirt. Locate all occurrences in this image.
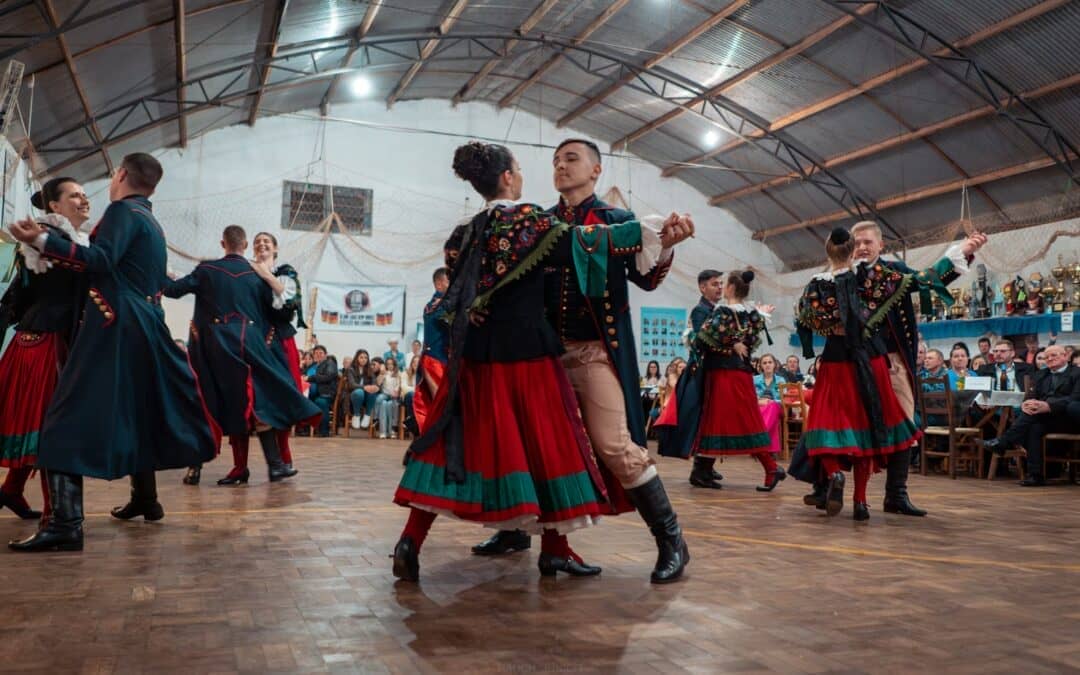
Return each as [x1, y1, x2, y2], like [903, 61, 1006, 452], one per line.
[0, 177, 90, 522]
[392, 142, 650, 581]
[689, 271, 785, 490]
[796, 228, 921, 520]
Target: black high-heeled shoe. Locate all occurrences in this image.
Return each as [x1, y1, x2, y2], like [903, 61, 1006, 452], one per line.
[0, 491, 43, 520]
[182, 466, 201, 486]
[537, 552, 602, 577]
[853, 502, 870, 521]
[391, 535, 420, 581]
[757, 466, 787, 492]
[217, 468, 250, 486]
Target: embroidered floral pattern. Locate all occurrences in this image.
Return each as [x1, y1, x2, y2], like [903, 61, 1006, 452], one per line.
[696, 307, 766, 355]
[475, 204, 557, 297]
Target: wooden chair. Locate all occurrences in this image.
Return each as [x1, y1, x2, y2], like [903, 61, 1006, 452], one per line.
[1043, 433, 1080, 483]
[919, 376, 983, 479]
[331, 376, 353, 437]
[779, 382, 808, 461]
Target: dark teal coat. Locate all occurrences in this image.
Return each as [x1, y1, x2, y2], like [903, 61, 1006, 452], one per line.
[35, 196, 220, 479]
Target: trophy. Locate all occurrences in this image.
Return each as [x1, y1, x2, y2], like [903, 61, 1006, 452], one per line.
[1025, 272, 1044, 315]
[1071, 258, 1080, 310]
[1002, 279, 1016, 316]
[972, 263, 991, 318]
[949, 288, 966, 319]
[1050, 255, 1067, 312]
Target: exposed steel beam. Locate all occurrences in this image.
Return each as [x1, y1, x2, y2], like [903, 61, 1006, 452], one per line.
[497, 0, 631, 109]
[752, 153, 1077, 240]
[173, 0, 187, 147]
[247, 0, 289, 127]
[711, 72, 1080, 206]
[611, 3, 876, 150]
[555, 0, 748, 128]
[386, 0, 469, 106]
[40, 0, 113, 174]
[452, 0, 560, 105]
[27, 0, 252, 78]
[320, 0, 382, 116]
[669, 0, 1070, 176]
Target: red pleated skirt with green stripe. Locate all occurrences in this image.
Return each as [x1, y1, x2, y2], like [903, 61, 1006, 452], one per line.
[0, 331, 62, 468]
[394, 356, 606, 534]
[804, 355, 921, 460]
[696, 368, 772, 456]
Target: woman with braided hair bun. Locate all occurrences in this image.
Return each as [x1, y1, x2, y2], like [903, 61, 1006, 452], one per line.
[390, 141, 665, 581]
[793, 228, 922, 521]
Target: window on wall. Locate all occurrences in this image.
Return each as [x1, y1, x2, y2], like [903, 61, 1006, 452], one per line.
[282, 180, 373, 234]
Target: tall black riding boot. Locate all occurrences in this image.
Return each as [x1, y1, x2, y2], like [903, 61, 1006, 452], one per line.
[260, 429, 297, 482]
[111, 471, 165, 521]
[883, 448, 926, 516]
[9, 471, 84, 552]
[627, 476, 689, 583]
[689, 456, 722, 489]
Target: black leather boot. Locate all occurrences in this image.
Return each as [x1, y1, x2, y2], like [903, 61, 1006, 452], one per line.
[883, 449, 926, 516]
[111, 471, 164, 521]
[689, 456, 722, 489]
[803, 481, 827, 509]
[627, 476, 689, 584]
[471, 529, 531, 555]
[853, 502, 870, 521]
[9, 471, 84, 552]
[824, 472, 845, 517]
[182, 465, 201, 486]
[259, 430, 297, 482]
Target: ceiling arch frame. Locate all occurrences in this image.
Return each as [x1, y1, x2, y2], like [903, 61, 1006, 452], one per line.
[821, 0, 1080, 187]
[29, 31, 899, 244]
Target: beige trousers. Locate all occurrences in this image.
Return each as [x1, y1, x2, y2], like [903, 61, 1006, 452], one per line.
[887, 352, 916, 420]
[561, 341, 656, 488]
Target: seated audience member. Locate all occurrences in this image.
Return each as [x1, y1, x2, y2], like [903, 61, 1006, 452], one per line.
[977, 336, 993, 363]
[1069, 347, 1080, 368]
[350, 352, 382, 430]
[919, 349, 949, 427]
[779, 354, 804, 383]
[383, 338, 405, 366]
[1019, 334, 1041, 365]
[341, 355, 353, 373]
[753, 354, 786, 453]
[294, 350, 316, 435]
[404, 339, 422, 373]
[1034, 348, 1048, 370]
[951, 341, 971, 359]
[402, 355, 418, 430]
[947, 344, 977, 390]
[971, 354, 988, 372]
[306, 345, 338, 437]
[375, 357, 403, 439]
[916, 340, 928, 372]
[642, 360, 662, 421]
[983, 345, 1080, 485]
[750, 356, 761, 374]
[977, 339, 1035, 393]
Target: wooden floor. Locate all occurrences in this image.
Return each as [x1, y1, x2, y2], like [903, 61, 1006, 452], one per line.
[0, 438, 1078, 674]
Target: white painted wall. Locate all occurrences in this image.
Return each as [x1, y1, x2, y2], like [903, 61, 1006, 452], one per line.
[72, 100, 785, 365]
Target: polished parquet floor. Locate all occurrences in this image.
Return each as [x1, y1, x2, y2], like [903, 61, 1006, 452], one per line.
[0, 437, 1078, 674]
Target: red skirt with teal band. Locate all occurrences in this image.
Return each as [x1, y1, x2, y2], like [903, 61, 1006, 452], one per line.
[804, 355, 921, 459]
[394, 356, 606, 534]
[0, 331, 62, 468]
[695, 369, 772, 456]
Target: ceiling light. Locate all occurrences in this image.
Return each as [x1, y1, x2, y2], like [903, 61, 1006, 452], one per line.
[703, 130, 719, 147]
[350, 74, 373, 97]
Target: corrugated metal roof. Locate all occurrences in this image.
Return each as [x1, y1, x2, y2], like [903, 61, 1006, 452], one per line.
[4, 0, 1076, 270]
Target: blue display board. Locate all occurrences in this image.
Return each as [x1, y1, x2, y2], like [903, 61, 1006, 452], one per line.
[789, 311, 1080, 347]
[640, 306, 688, 364]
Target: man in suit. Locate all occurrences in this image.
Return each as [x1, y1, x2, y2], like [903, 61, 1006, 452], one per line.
[976, 339, 1035, 393]
[983, 345, 1080, 485]
[685, 269, 724, 488]
[164, 225, 321, 484]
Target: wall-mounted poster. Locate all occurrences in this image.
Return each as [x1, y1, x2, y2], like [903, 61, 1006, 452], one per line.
[639, 306, 688, 365]
[310, 281, 406, 333]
